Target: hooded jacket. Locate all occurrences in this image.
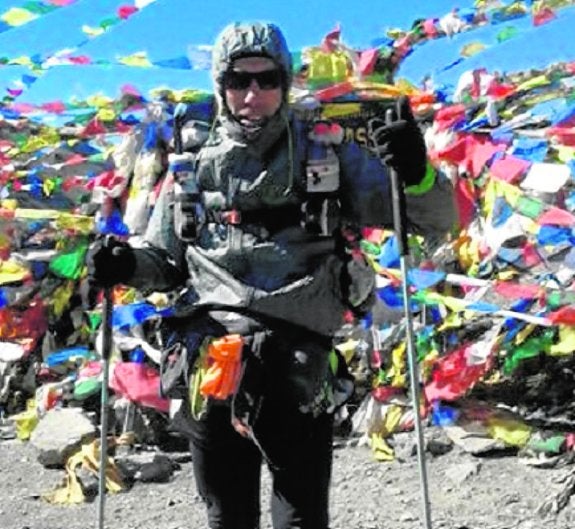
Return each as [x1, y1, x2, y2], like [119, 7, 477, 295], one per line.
[127, 22, 456, 338]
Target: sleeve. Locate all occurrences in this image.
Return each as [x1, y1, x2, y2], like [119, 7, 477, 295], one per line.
[338, 141, 456, 239]
[126, 173, 189, 293]
[337, 141, 394, 227]
[404, 165, 457, 241]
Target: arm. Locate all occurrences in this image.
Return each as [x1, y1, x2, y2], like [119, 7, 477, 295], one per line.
[129, 173, 189, 293]
[338, 96, 456, 239]
[338, 135, 456, 239]
[86, 173, 188, 294]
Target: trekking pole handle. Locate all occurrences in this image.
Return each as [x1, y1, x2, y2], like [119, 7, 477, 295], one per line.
[98, 234, 116, 361]
[383, 108, 409, 257]
[101, 286, 113, 361]
[173, 103, 188, 156]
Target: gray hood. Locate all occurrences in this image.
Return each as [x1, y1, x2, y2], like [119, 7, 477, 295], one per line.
[211, 22, 293, 153]
[211, 21, 293, 99]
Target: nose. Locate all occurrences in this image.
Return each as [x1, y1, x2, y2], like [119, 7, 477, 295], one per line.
[244, 79, 261, 101]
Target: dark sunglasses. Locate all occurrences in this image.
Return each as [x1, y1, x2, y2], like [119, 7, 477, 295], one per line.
[224, 69, 283, 91]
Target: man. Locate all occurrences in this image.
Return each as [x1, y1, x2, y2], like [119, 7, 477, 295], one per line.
[87, 21, 454, 529]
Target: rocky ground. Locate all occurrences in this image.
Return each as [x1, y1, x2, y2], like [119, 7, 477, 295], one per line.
[1, 425, 574, 529]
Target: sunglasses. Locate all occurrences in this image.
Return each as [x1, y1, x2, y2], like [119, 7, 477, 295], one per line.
[224, 69, 283, 91]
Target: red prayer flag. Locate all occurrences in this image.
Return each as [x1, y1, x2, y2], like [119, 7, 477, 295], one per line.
[422, 18, 439, 38]
[110, 362, 170, 412]
[63, 154, 86, 166]
[486, 81, 516, 100]
[489, 155, 531, 184]
[118, 5, 139, 19]
[454, 177, 476, 229]
[81, 118, 107, 137]
[358, 49, 379, 76]
[537, 207, 575, 227]
[548, 306, 575, 326]
[533, 7, 556, 26]
[47, 0, 77, 5]
[434, 104, 466, 131]
[494, 281, 541, 300]
[69, 55, 92, 65]
[41, 101, 66, 114]
[424, 344, 490, 403]
[547, 126, 575, 146]
[435, 135, 468, 165]
[468, 135, 507, 179]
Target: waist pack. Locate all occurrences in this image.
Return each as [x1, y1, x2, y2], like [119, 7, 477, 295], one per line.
[159, 313, 227, 400]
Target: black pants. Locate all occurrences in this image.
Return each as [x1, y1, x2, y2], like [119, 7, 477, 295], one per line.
[189, 401, 334, 529]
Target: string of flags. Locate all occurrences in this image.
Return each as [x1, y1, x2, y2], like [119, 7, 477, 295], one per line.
[2, 1, 574, 108]
[1, 0, 159, 102]
[1, 0, 575, 471]
[0, 1, 81, 34]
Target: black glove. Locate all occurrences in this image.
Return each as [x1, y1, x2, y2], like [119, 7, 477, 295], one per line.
[368, 95, 427, 187]
[86, 237, 136, 288]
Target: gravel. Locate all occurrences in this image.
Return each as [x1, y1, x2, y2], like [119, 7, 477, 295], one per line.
[1, 433, 574, 529]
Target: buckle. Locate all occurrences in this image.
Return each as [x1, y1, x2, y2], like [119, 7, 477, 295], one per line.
[220, 209, 241, 225]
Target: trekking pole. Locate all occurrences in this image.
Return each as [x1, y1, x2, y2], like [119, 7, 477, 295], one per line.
[391, 164, 433, 529]
[173, 102, 187, 155]
[97, 284, 113, 529]
[380, 109, 433, 529]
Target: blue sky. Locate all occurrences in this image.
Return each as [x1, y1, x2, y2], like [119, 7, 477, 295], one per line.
[398, 5, 575, 89]
[0, 0, 573, 105]
[0, 0, 477, 103]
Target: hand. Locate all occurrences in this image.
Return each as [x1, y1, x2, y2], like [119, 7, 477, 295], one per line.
[86, 237, 136, 288]
[368, 96, 427, 187]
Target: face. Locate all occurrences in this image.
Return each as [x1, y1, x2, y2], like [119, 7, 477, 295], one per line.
[223, 56, 283, 125]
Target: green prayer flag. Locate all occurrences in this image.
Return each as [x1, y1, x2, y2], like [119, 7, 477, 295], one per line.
[99, 17, 120, 30]
[503, 332, 554, 374]
[496, 26, 518, 43]
[516, 195, 544, 219]
[22, 2, 57, 15]
[49, 241, 88, 280]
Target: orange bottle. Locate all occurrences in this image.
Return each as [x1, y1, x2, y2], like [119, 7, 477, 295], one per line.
[199, 334, 244, 400]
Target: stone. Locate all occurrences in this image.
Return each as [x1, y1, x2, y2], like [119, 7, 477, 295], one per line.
[29, 407, 97, 468]
[445, 461, 482, 484]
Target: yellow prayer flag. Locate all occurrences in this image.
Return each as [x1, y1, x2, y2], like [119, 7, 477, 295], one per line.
[15, 208, 61, 219]
[516, 75, 550, 92]
[0, 259, 30, 284]
[382, 404, 404, 437]
[321, 102, 362, 120]
[51, 281, 75, 319]
[1, 8, 38, 27]
[86, 94, 113, 108]
[96, 108, 117, 122]
[82, 25, 105, 37]
[118, 52, 153, 68]
[556, 146, 575, 163]
[549, 326, 575, 356]
[515, 324, 536, 345]
[487, 416, 532, 447]
[335, 339, 359, 364]
[390, 342, 407, 388]
[55, 213, 94, 233]
[369, 433, 395, 462]
[7, 56, 34, 67]
[495, 179, 522, 208]
[460, 42, 487, 58]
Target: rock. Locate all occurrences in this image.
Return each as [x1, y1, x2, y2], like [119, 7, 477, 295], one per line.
[76, 465, 99, 500]
[443, 423, 506, 455]
[425, 427, 454, 457]
[392, 431, 417, 461]
[445, 461, 482, 484]
[399, 511, 417, 522]
[29, 408, 97, 468]
[134, 454, 179, 483]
